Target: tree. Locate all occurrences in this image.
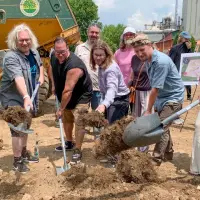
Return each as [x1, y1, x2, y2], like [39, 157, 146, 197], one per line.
[102, 24, 126, 52]
[68, 0, 99, 42]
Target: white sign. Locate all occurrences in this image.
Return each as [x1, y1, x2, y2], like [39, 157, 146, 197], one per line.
[180, 53, 200, 85]
[20, 0, 40, 17]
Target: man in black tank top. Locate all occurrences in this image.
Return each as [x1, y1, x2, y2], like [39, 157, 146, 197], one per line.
[50, 37, 92, 164]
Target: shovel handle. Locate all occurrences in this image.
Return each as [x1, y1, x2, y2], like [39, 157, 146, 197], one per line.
[162, 99, 200, 125]
[26, 82, 40, 112]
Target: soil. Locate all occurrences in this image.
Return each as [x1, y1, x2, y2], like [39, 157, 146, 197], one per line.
[0, 139, 3, 150]
[2, 106, 32, 128]
[116, 149, 158, 183]
[77, 111, 108, 128]
[1, 87, 200, 200]
[94, 116, 134, 156]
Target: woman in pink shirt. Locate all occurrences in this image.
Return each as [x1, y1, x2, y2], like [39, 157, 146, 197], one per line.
[114, 27, 136, 86]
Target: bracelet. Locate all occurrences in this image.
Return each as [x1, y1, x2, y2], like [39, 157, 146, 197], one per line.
[23, 94, 30, 100]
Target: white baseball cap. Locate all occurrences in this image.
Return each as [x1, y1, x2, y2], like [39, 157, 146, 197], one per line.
[123, 27, 136, 35]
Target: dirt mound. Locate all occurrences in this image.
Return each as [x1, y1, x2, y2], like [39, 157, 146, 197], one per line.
[116, 149, 158, 183]
[64, 165, 119, 190]
[77, 111, 108, 128]
[0, 139, 3, 150]
[94, 116, 134, 156]
[2, 106, 32, 128]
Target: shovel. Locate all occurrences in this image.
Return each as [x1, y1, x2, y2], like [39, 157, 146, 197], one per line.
[123, 100, 200, 147]
[8, 82, 40, 135]
[55, 96, 70, 175]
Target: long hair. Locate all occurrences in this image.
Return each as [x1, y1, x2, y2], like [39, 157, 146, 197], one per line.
[90, 40, 113, 70]
[6, 23, 39, 50]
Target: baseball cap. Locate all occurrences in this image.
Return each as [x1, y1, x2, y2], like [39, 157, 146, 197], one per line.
[123, 27, 136, 35]
[179, 31, 191, 39]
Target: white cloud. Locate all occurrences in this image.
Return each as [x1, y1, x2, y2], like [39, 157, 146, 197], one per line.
[94, 0, 116, 9]
[127, 10, 152, 31]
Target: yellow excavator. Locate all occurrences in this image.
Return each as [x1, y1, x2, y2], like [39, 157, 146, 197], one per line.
[0, 0, 80, 110]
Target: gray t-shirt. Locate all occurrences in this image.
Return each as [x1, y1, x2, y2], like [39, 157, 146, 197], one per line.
[0, 49, 42, 108]
[146, 50, 184, 112]
[99, 61, 130, 108]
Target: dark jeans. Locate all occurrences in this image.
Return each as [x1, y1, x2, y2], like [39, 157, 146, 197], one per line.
[153, 102, 182, 160]
[185, 85, 191, 98]
[91, 91, 101, 110]
[107, 95, 129, 124]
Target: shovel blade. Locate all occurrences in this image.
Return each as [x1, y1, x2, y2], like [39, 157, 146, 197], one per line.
[123, 126, 164, 147]
[8, 123, 34, 134]
[56, 164, 71, 176]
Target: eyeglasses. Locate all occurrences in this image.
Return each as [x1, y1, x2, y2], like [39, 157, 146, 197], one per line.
[55, 50, 68, 55]
[18, 38, 31, 43]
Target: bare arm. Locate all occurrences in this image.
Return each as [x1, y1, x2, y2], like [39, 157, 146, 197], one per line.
[15, 77, 33, 109]
[39, 65, 44, 85]
[145, 88, 159, 114]
[49, 65, 55, 94]
[60, 68, 84, 111]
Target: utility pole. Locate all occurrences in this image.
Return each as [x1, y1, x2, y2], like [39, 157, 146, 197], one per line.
[175, 0, 178, 29]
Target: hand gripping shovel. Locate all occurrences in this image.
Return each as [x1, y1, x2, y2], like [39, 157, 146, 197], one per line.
[55, 96, 70, 175]
[123, 100, 200, 147]
[8, 82, 40, 135]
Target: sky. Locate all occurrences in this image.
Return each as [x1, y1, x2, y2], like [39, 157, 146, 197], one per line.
[93, 0, 183, 31]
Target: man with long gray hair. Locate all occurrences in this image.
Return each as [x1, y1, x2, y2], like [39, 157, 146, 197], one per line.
[0, 24, 44, 173]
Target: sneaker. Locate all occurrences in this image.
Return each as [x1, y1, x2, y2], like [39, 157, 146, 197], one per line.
[55, 141, 74, 152]
[70, 148, 82, 164]
[13, 159, 30, 174]
[22, 150, 39, 163]
[187, 97, 192, 101]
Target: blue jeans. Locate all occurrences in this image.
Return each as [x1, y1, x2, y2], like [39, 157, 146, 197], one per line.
[91, 91, 101, 110]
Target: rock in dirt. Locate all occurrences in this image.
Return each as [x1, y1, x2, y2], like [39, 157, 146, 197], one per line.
[21, 193, 33, 200]
[116, 149, 158, 183]
[0, 139, 3, 150]
[77, 111, 108, 128]
[2, 106, 32, 128]
[94, 116, 134, 156]
[0, 169, 3, 176]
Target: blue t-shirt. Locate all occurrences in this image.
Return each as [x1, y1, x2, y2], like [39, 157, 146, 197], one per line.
[146, 50, 184, 112]
[25, 52, 37, 90]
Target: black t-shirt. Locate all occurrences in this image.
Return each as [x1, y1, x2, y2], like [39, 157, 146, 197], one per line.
[131, 55, 151, 91]
[51, 52, 93, 109]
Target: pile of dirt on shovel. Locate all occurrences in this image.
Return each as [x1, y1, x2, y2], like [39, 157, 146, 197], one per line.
[94, 116, 135, 156]
[77, 111, 108, 128]
[2, 106, 32, 128]
[116, 149, 158, 183]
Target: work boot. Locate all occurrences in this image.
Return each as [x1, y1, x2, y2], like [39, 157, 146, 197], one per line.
[70, 148, 82, 164]
[55, 141, 74, 152]
[13, 158, 30, 174]
[22, 150, 39, 163]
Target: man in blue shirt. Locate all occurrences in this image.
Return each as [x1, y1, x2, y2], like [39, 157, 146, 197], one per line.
[132, 34, 184, 165]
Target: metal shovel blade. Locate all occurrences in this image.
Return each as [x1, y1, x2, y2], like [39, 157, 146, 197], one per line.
[124, 126, 164, 147]
[8, 123, 34, 134]
[56, 163, 71, 176]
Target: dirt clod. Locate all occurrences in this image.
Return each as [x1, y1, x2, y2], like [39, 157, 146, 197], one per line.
[94, 116, 134, 156]
[116, 149, 158, 183]
[2, 106, 32, 128]
[77, 111, 108, 128]
[0, 139, 3, 150]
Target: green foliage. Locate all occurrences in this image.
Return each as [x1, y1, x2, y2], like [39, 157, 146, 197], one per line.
[102, 24, 126, 53]
[68, 0, 99, 42]
[173, 32, 196, 52]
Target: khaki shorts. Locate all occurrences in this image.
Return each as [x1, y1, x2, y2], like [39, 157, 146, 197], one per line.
[62, 104, 89, 131]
